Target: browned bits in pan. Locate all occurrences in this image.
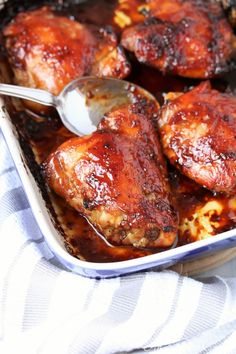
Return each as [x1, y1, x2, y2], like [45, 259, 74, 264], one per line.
[1, 0, 236, 262]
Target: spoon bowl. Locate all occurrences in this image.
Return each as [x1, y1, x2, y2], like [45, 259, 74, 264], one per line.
[0, 77, 158, 136]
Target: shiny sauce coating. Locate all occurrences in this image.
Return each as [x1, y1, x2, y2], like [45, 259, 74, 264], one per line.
[1, 0, 236, 262]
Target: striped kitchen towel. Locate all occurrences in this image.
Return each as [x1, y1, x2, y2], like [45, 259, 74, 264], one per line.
[1, 129, 236, 354]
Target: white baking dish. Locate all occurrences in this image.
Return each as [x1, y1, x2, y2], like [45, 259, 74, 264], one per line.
[1, 101, 236, 278]
[1, 0, 236, 278]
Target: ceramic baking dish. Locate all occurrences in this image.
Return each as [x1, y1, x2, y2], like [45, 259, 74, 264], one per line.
[1, 0, 236, 278]
[2, 103, 236, 278]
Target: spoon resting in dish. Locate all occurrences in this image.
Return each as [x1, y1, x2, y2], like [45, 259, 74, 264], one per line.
[0, 77, 158, 136]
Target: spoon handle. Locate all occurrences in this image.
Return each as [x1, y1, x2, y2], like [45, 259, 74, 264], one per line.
[0, 83, 57, 107]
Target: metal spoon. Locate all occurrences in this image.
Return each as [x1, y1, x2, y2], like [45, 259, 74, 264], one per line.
[0, 77, 157, 136]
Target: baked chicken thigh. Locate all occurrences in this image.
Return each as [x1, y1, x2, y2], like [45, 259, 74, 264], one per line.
[45, 100, 178, 249]
[121, 0, 234, 78]
[3, 6, 130, 97]
[157, 81, 236, 195]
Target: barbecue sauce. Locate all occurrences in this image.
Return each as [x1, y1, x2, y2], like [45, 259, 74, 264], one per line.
[1, 0, 236, 262]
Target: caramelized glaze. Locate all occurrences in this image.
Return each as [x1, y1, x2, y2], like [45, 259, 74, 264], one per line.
[158, 81, 236, 195]
[3, 5, 130, 112]
[1, 0, 236, 262]
[120, 0, 234, 78]
[44, 99, 178, 250]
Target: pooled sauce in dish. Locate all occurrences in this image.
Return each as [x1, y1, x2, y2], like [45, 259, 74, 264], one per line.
[1, 0, 236, 262]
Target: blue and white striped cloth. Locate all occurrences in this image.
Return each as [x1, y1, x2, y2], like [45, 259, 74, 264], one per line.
[1, 129, 236, 354]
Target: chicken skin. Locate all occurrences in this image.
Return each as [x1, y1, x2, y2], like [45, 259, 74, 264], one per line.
[3, 6, 130, 97]
[44, 100, 178, 249]
[157, 81, 236, 195]
[121, 0, 234, 78]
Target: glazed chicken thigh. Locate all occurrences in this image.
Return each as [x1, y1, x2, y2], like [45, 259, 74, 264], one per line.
[3, 6, 130, 97]
[121, 0, 234, 78]
[157, 81, 236, 195]
[45, 100, 178, 249]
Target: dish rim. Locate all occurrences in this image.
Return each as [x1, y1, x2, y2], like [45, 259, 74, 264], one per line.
[1, 96, 236, 277]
